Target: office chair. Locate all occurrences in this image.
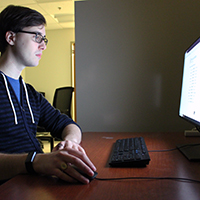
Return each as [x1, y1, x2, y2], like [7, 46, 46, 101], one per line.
[53, 87, 74, 119]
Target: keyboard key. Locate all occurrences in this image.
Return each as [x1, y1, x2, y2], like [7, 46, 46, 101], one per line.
[109, 137, 150, 167]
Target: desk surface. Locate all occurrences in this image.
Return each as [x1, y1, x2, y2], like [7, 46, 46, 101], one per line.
[1, 132, 200, 200]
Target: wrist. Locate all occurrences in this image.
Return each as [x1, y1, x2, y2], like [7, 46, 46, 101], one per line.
[61, 124, 82, 144]
[25, 152, 38, 174]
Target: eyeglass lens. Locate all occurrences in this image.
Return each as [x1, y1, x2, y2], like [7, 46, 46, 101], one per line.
[35, 33, 48, 45]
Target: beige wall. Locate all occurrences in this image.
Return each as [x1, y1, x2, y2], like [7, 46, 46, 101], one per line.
[23, 28, 75, 105]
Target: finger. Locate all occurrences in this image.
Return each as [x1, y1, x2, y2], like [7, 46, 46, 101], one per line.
[53, 142, 65, 152]
[56, 150, 95, 180]
[60, 163, 90, 184]
[55, 141, 86, 155]
[77, 145, 86, 154]
[57, 142, 65, 150]
[61, 148, 96, 172]
[55, 168, 78, 183]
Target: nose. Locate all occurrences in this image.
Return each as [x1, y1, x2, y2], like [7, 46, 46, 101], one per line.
[39, 41, 47, 50]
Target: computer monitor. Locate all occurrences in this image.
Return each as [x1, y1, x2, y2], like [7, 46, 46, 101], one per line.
[179, 37, 200, 130]
[178, 37, 200, 161]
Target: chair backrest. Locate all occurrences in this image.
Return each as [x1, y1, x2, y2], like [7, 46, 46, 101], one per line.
[53, 87, 74, 118]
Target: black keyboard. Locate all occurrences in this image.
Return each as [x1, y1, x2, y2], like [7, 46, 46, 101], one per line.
[109, 137, 150, 167]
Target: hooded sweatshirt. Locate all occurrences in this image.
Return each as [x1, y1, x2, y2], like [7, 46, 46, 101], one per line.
[0, 72, 79, 153]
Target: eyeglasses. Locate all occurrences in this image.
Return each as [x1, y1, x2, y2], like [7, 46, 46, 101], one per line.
[17, 30, 48, 45]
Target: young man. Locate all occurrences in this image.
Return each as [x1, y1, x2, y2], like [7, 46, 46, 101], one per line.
[0, 5, 96, 184]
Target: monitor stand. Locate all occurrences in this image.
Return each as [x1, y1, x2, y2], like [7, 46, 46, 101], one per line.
[184, 130, 200, 137]
[177, 128, 200, 160]
[177, 143, 200, 161]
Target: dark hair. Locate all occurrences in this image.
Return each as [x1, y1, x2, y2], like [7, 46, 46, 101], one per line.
[0, 5, 46, 54]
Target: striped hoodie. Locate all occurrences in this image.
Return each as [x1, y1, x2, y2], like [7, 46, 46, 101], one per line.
[0, 72, 80, 153]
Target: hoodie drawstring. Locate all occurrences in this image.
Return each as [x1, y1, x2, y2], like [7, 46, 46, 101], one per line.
[22, 79, 35, 124]
[1, 73, 35, 124]
[2, 73, 18, 124]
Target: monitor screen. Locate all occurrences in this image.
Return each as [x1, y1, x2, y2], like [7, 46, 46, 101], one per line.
[178, 39, 200, 161]
[179, 37, 200, 130]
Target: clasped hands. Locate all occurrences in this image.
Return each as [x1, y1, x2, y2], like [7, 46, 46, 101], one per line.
[33, 140, 96, 184]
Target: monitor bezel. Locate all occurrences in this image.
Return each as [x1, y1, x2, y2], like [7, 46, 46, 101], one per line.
[179, 37, 200, 132]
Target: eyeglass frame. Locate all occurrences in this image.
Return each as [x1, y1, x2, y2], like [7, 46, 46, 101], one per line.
[16, 30, 48, 45]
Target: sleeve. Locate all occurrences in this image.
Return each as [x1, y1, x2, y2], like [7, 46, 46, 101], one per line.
[39, 96, 82, 139]
[26, 83, 81, 139]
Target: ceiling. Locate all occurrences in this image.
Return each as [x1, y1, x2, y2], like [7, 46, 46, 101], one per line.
[0, 0, 84, 30]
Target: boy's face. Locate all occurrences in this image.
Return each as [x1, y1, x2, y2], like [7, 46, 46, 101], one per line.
[12, 25, 47, 68]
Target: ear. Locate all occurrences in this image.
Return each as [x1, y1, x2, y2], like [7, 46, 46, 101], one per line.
[5, 31, 16, 46]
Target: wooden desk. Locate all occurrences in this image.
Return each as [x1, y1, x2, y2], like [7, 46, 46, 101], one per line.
[1, 132, 200, 200]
